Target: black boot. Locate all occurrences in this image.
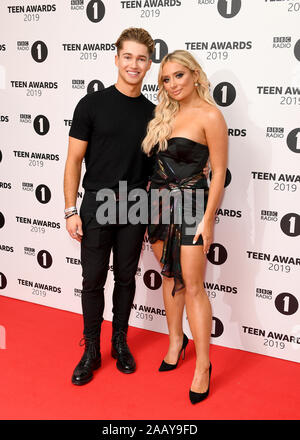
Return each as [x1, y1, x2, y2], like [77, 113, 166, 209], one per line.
[72, 336, 101, 385]
[111, 329, 136, 374]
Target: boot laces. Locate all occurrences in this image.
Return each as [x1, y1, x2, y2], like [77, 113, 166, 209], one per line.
[79, 336, 99, 358]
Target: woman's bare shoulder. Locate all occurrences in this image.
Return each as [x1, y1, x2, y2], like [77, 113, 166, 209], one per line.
[194, 103, 226, 129]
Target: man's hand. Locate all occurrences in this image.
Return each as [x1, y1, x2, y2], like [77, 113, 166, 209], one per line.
[66, 214, 83, 242]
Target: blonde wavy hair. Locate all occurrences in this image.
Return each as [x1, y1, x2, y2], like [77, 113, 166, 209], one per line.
[142, 50, 215, 155]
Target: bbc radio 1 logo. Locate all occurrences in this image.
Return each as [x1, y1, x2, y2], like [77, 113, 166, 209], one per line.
[287, 128, 300, 153]
[0, 272, 7, 290]
[197, 0, 241, 18]
[266, 126, 284, 139]
[87, 80, 104, 94]
[23, 183, 51, 203]
[273, 36, 291, 49]
[86, 0, 105, 22]
[273, 37, 300, 61]
[256, 289, 299, 316]
[36, 184, 51, 204]
[143, 269, 162, 290]
[17, 40, 48, 62]
[25, 248, 53, 269]
[211, 317, 224, 337]
[280, 213, 300, 237]
[72, 79, 85, 90]
[17, 41, 29, 51]
[20, 114, 50, 135]
[0, 212, 5, 229]
[37, 250, 53, 269]
[70, 0, 105, 22]
[207, 243, 227, 265]
[213, 82, 236, 106]
[33, 115, 50, 135]
[151, 39, 168, 64]
[275, 292, 298, 316]
[217, 0, 241, 18]
[31, 41, 48, 62]
[71, 0, 85, 10]
[294, 39, 300, 61]
[72, 79, 104, 93]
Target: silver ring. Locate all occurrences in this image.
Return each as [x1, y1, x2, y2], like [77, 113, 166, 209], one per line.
[72, 233, 77, 236]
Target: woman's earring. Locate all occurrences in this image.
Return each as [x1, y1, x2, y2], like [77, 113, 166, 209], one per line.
[194, 82, 199, 87]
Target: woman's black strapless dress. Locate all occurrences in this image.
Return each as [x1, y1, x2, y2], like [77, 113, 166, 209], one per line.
[147, 137, 209, 295]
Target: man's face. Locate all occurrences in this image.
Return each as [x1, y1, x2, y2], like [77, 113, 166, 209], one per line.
[115, 40, 152, 86]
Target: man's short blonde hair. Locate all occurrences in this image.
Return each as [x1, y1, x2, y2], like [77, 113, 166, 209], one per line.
[115, 27, 154, 57]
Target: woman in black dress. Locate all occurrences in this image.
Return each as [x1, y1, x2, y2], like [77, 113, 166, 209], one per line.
[142, 50, 228, 403]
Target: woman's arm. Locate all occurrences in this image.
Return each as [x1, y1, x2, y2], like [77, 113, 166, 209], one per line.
[203, 106, 228, 220]
[193, 106, 228, 252]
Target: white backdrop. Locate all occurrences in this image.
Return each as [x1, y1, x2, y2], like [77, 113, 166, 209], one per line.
[0, 0, 299, 363]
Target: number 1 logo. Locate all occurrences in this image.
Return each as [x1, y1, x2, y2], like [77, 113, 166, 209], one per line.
[294, 39, 300, 62]
[87, 80, 104, 94]
[213, 82, 236, 107]
[86, 0, 105, 22]
[31, 41, 48, 63]
[143, 269, 162, 290]
[211, 317, 224, 337]
[280, 213, 300, 237]
[151, 39, 168, 64]
[35, 184, 51, 204]
[0, 273, 7, 290]
[275, 293, 298, 316]
[217, 0, 241, 18]
[33, 115, 50, 136]
[37, 250, 53, 269]
[286, 128, 300, 154]
[207, 243, 228, 265]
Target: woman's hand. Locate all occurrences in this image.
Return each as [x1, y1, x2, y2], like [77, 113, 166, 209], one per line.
[66, 214, 83, 242]
[203, 160, 210, 179]
[193, 216, 214, 254]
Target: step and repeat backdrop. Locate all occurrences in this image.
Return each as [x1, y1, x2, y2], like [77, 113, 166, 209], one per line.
[0, 0, 299, 363]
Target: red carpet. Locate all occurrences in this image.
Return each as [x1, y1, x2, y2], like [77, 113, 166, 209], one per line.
[0, 295, 299, 420]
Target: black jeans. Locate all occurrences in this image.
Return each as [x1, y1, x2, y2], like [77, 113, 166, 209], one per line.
[80, 191, 146, 338]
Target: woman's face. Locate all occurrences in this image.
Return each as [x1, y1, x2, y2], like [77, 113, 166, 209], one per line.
[161, 61, 197, 102]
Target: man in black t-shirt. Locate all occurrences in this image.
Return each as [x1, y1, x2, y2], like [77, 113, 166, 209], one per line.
[64, 28, 155, 385]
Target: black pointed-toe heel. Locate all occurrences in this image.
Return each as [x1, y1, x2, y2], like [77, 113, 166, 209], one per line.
[189, 362, 212, 404]
[158, 333, 189, 372]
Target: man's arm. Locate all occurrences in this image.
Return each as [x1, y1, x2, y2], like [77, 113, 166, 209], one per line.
[63, 136, 88, 242]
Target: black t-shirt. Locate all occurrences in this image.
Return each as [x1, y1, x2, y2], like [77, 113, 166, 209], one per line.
[69, 85, 155, 191]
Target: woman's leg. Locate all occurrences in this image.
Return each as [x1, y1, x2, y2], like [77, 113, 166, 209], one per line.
[180, 245, 212, 393]
[151, 240, 186, 364]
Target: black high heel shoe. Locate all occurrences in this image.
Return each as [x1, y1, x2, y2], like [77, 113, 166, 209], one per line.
[158, 333, 189, 372]
[189, 362, 212, 404]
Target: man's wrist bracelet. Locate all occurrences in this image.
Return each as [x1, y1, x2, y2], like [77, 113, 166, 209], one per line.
[64, 211, 77, 220]
[64, 206, 77, 213]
